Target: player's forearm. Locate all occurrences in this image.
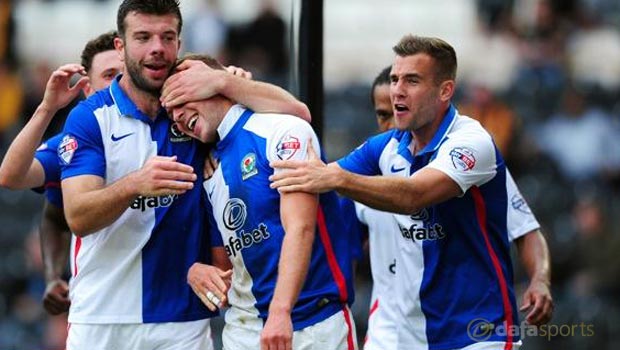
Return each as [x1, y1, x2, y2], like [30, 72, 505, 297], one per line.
[0, 103, 56, 189]
[40, 202, 71, 282]
[332, 165, 461, 215]
[270, 225, 315, 313]
[271, 193, 317, 313]
[62, 175, 139, 237]
[219, 74, 311, 122]
[516, 230, 551, 286]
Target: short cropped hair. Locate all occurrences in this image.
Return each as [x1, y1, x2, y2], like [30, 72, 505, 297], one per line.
[175, 53, 226, 71]
[80, 31, 118, 74]
[370, 65, 391, 106]
[117, 0, 182, 38]
[393, 35, 457, 83]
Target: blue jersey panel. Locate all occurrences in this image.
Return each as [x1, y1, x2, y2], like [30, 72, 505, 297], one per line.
[35, 134, 64, 207]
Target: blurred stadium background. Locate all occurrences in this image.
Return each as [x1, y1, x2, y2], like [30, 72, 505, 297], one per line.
[1, 0, 620, 349]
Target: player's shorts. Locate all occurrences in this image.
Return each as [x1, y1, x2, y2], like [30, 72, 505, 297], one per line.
[364, 302, 397, 350]
[66, 319, 212, 350]
[460, 340, 522, 350]
[222, 306, 358, 350]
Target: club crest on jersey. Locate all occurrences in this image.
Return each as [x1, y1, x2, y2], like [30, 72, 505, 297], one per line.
[170, 122, 191, 142]
[58, 135, 78, 165]
[241, 153, 258, 180]
[449, 147, 476, 171]
[276, 134, 301, 160]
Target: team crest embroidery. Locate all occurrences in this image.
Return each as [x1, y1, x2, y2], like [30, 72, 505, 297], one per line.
[170, 122, 191, 142]
[449, 147, 476, 171]
[276, 134, 301, 160]
[511, 194, 532, 214]
[241, 153, 258, 180]
[58, 135, 78, 165]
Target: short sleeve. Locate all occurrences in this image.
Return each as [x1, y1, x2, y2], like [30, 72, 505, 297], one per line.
[266, 118, 320, 176]
[505, 169, 540, 241]
[426, 130, 497, 193]
[34, 134, 63, 187]
[337, 131, 394, 176]
[60, 103, 106, 180]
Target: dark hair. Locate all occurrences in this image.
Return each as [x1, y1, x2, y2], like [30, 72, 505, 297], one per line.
[175, 53, 226, 71]
[370, 65, 391, 107]
[80, 31, 118, 74]
[117, 0, 182, 38]
[393, 35, 457, 83]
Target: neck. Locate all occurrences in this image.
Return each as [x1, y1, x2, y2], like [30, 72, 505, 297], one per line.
[119, 75, 162, 120]
[210, 98, 235, 142]
[410, 104, 450, 155]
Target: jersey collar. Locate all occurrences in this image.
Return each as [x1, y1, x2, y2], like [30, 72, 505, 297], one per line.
[399, 104, 458, 160]
[109, 75, 167, 124]
[217, 104, 254, 148]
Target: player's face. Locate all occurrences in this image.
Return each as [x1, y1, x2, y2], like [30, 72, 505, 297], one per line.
[390, 53, 443, 132]
[373, 84, 394, 132]
[87, 50, 123, 94]
[117, 12, 180, 96]
[169, 101, 218, 143]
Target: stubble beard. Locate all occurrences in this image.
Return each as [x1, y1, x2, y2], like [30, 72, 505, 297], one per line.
[125, 57, 167, 98]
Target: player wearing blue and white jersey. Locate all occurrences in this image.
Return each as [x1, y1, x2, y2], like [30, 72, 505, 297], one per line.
[167, 54, 357, 350]
[59, 2, 312, 349]
[271, 35, 553, 350]
[0, 32, 123, 317]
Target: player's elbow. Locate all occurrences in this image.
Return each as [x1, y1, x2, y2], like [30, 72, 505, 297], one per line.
[294, 102, 312, 123]
[64, 211, 96, 237]
[0, 171, 18, 189]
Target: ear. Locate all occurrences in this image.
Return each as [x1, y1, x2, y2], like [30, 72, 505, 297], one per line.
[114, 37, 125, 62]
[439, 80, 455, 102]
[82, 83, 95, 97]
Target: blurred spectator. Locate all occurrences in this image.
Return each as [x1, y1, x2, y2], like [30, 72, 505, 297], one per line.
[0, 60, 23, 144]
[533, 83, 620, 183]
[0, 0, 17, 68]
[225, 0, 287, 84]
[457, 83, 518, 158]
[181, 0, 227, 60]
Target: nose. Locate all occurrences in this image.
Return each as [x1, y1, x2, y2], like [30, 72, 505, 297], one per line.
[171, 108, 184, 122]
[149, 36, 165, 55]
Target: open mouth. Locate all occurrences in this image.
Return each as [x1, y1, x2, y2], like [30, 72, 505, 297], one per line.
[394, 103, 409, 112]
[187, 116, 198, 131]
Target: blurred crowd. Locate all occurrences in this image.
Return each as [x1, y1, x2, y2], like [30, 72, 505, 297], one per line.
[1, 0, 620, 349]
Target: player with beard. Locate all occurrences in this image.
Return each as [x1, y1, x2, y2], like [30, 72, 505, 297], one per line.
[58, 1, 309, 349]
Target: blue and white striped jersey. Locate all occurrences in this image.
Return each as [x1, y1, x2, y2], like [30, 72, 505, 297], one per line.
[204, 105, 355, 331]
[59, 76, 216, 324]
[338, 105, 522, 350]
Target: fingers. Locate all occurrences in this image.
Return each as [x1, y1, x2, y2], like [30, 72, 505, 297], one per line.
[190, 284, 218, 311]
[269, 159, 305, 171]
[226, 65, 253, 80]
[306, 139, 319, 160]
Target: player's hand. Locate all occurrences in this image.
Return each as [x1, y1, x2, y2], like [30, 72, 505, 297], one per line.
[204, 150, 219, 179]
[261, 309, 293, 350]
[520, 279, 553, 325]
[134, 156, 196, 197]
[187, 263, 232, 311]
[161, 60, 226, 108]
[225, 65, 253, 80]
[42, 279, 71, 315]
[41, 63, 89, 113]
[269, 141, 337, 194]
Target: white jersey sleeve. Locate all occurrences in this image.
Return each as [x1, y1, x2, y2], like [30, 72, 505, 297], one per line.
[505, 169, 540, 241]
[263, 116, 320, 173]
[426, 127, 497, 193]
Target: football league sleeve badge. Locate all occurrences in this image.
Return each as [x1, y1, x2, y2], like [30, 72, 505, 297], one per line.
[58, 135, 78, 165]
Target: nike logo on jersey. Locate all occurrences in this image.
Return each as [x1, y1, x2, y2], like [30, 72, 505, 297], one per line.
[111, 132, 135, 141]
[391, 164, 406, 173]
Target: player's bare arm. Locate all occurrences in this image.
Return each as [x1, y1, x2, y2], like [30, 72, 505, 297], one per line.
[0, 64, 88, 189]
[40, 200, 71, 315]
[270, 143, 462, 214]
[160, 60, 311, 122]
[62, 156, 196, 236]
[261, 191, 317, 350]
[516, 230, 553, 325]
